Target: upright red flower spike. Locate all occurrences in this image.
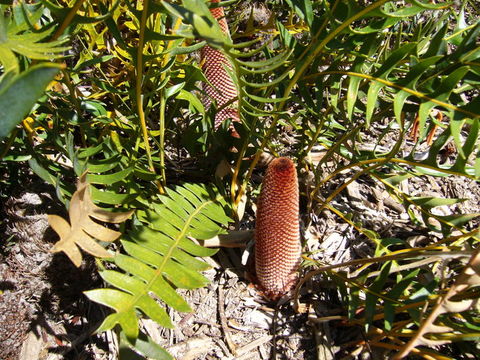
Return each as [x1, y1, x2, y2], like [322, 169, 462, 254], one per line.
[254, 157, 302, 300]
[201, 0, 240, 137]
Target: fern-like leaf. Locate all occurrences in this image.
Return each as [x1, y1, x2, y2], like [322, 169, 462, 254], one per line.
[0, 4, 69, 74]
[85, 183, 231, 340]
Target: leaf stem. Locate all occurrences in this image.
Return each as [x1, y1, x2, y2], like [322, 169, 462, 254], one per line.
[159, 91, 166, 189]
[156, 17, 183, 192]
[52, 0, 87, 40]
[0, 128, 18, 161]
[136, 0, 164, 192]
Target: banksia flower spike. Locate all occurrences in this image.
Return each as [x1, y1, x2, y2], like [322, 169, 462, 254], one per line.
[201, 0, 240, 137]
[254, 157, 302, 300]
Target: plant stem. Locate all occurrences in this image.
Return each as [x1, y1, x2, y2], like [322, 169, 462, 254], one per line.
[136, 0, 164, 192]
[159, 91, 166, 189]
[0, 128, 18, 161]
[156, 17, 183, 192]
[52, 0, 87, 40]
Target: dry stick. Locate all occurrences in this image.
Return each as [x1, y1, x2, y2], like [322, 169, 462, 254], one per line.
[166, 336, 214, 358]
[213, 337, 234, 358]
[370, 341, 440, 360]
[217, 285, 237, 356]
[236, 335, 273, 357]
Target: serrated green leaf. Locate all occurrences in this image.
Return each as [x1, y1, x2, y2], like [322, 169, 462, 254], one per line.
[417, 66, 471, 140]
[347, 76, 362, 120]
[244, 90, 289, 103]
[178, 235, 218, 257]
[165, 82, 185, 99]
[424, 23, 448, 57]
[0, 7, 69, 72]
[101, 268, 192, 315]
[136, 294, 173, 329]
[87, 184, 227, 341]
[28, 158, 60, 188]
[156, 206, 186, 229]
[158, 194, 189, 219]
[285, 0, 313, 26]
[366, 43, 417, 123]
[189, 226, 222, 240]
[77, 143, 104, 159]
[236, 50, 291, 69]
[202, 202, 232, 224]
[393, 55, 442, 122]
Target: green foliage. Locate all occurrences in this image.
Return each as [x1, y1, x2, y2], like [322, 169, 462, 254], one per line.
[0, 63, 61, 138]
[86, 183, 228, 340]
[0, 0, 479, 358]
[0, 3, 69, 74]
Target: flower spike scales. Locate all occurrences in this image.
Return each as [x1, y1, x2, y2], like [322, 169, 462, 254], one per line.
[201, 0, 240, 138]
[254, 157, 302, 301]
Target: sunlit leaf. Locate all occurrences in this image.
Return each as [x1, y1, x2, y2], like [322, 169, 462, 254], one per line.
[0, 64, 62, 139]
[49, 174, 133, 267]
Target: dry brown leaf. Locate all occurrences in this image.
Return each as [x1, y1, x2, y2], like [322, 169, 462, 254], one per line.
[49, 174, 134, 267]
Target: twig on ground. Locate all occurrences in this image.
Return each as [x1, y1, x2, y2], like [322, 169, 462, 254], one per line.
[218, 284, 237, 356]
[236, 334, 273, 357]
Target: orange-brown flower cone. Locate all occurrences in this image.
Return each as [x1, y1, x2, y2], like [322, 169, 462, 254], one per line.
[254, 157, 301, 300]
[200, 0, 240, 137]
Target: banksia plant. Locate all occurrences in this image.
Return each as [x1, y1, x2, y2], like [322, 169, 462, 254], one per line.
[200, 0, 240, 136]
[254, 157, 302, 300]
